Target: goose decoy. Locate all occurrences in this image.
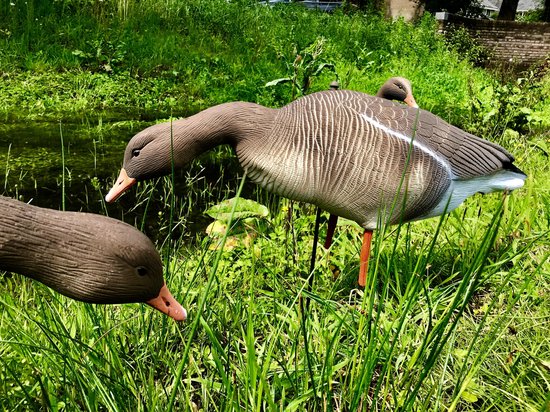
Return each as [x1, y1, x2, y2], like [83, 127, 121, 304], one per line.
[0, 196, 186, 321]
[105, 89, 526, 287]
[323, 77, 419, 251]
[376, 76, 418, 108]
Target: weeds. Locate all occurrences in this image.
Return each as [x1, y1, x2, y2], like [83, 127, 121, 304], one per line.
[0, 1, 509, 126]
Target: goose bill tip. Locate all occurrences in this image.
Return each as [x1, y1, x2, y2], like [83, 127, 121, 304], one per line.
[105, 168, 136, 203]
[146, 283, 187, 321]
[405, 95, 419, 108]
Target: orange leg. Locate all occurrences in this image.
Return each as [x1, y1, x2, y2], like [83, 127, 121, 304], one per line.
[324, 214, 339, 249]
[358, 229, 373, 287]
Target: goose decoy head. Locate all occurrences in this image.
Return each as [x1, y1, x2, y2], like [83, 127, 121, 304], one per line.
[0, 197, 186, 321]
[106, 122, 188, 203]
[80, 215, 187, 321]
[105, 130, 155, 203]
[376, 76, 418, 108]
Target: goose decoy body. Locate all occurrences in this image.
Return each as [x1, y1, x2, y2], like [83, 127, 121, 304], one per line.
[323, 77, 419, 254]
[0, 196, 186, 321]
[105, 89, 526, 285]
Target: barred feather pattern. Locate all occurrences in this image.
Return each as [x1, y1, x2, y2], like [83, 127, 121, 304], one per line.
[116, 90, 524, 230]
[237, 90, 523, 228]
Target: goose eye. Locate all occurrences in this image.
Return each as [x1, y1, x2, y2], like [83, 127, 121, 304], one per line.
[132, 149, 141, 157]
[136, 266, 148, 277]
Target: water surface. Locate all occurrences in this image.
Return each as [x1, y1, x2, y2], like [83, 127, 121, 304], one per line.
[0, 115, 246, 241]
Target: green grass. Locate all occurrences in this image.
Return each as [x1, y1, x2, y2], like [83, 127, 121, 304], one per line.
[1, 133, 548, 410]
[0, 0, 532, 128]
[2, 0, 549, 137]
[1, 1, 550, 410]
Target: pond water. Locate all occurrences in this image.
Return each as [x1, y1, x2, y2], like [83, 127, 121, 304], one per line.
[0, 115, 248, 242]
[1, 117, 131, 209]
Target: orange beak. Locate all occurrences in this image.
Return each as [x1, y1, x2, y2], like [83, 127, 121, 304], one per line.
[105, 168, 137, 203]
[405, 94, 418, 109]
[146, 283, 187, 321]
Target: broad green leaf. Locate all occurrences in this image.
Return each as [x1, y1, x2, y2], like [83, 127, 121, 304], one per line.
[461, 390, 479, 403]
[312, 62, 335, 76]
[205, 197, 269, 222]
[265, 78, 292, 87]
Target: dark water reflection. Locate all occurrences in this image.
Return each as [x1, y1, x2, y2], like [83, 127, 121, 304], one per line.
[0, 116, 250, 243]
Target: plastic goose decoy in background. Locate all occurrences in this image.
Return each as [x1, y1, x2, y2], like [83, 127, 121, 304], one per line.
[105, 88, 526, 287]
[0, 196, 186, 321]
[376, 76, 418, 108]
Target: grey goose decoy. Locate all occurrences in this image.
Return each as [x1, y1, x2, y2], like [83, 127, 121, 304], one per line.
[323, 77, 419, 254]
[105, 89, 526, 286]
[0, 196, 186, 321]
[376, 76, 418, 108]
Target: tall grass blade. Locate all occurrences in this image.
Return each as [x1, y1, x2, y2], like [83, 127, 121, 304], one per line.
[59, 120, 65, 211]
[167, 173, 248, 412]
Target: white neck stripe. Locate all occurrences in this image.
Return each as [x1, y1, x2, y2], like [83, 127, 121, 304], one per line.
[359, 112, 454, 178]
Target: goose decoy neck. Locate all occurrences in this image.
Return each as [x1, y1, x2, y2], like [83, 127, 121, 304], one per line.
[126, 102, 276, 180]
[0, 196, 186, 320]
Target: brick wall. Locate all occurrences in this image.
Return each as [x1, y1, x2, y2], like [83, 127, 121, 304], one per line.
[436, 12, 550, 70]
